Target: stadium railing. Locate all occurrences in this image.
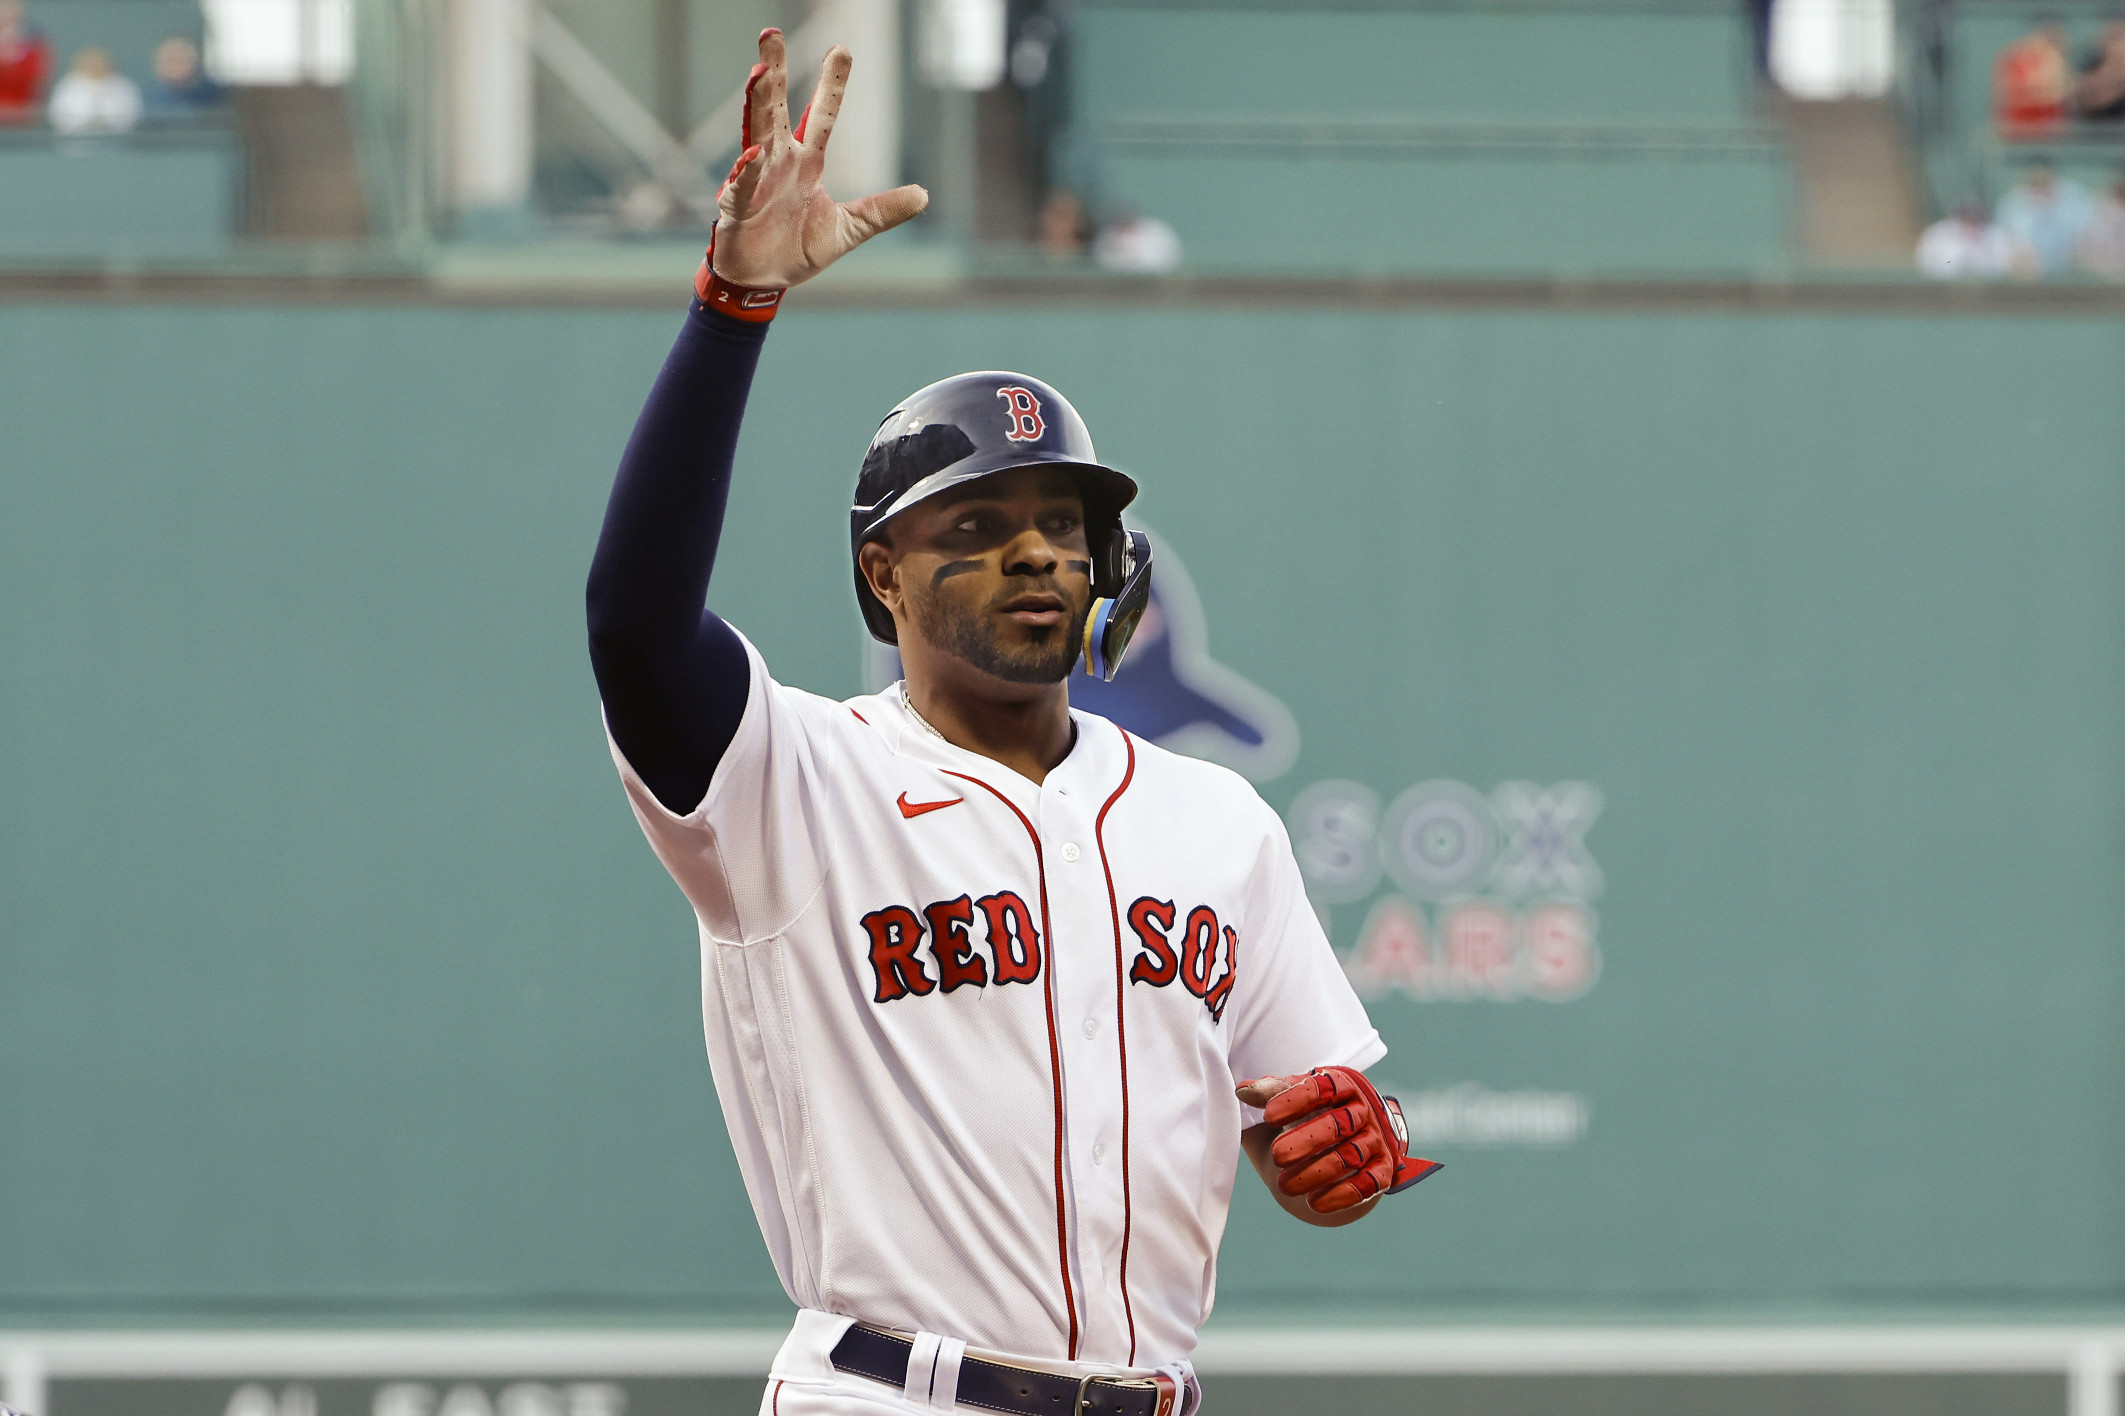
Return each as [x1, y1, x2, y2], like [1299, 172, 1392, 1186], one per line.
[0, 122, 241, 262]
[3, 1323, 2123, 1416]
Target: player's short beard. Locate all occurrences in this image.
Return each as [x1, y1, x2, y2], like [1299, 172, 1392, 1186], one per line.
[914, 582, 1088, 685]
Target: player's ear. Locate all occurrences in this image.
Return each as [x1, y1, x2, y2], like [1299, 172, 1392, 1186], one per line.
[857, 539, 901, 615]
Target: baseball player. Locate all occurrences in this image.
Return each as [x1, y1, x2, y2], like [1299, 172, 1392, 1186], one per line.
[585, 30, 1437, 1416]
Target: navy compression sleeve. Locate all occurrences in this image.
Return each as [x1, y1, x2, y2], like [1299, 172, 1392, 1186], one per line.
[586, 302, 767, 816]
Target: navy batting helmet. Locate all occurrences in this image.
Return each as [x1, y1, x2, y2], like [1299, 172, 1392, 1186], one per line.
[851, 372, 1147, 677]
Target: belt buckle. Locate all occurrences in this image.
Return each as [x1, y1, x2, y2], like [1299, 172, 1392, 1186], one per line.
[1073, 1373, 1162, 1415]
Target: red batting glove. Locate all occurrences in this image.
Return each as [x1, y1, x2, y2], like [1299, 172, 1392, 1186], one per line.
[1256, 1066, 1442, 1213]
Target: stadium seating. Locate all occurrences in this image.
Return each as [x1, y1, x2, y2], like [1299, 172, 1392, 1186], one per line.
[1065, 1, 1794, 273]
[1927, 2, 2125, 205]
[0, 0, 232, 260]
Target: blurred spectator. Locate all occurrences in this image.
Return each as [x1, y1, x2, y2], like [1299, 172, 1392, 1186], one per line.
[2078, 172, 2125, 274]
[49, 46, 141, 133]
[1995, 162, 2094, 273]
[145, 35, 220, 117]
[1038, 190, 1087, 260]
[1916, 203, 2018, 278]
[1747, 0, 1774, 86]
[1093, 210, 1183, 274]
[1011, 12, 1058, 88]
[0, 0, 50, 123]
[2077, 18, 2125, 120]
[1994, 18, 2073, 137]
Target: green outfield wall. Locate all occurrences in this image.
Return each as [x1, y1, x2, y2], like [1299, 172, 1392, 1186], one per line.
[2, 297, 2121, 1323]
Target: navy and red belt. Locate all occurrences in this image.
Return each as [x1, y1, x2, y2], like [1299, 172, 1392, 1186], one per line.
[830, 1323, 1181, 1416]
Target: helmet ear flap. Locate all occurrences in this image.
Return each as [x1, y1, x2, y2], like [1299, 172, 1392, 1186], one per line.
[1090, 519, 1126, 598]
[1082, 530, 1152, 682]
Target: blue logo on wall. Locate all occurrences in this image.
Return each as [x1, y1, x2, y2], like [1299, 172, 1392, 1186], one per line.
[863, 529, 1299, 781]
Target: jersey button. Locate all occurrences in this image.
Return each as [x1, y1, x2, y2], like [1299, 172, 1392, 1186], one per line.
[1060, 842, 1081, 862]
[1092, 1143, 1106, 1165]
[1082, 1018, 1098, 1039]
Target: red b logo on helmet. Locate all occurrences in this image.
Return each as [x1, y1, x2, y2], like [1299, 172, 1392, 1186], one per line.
[997, 386, 1045, 443]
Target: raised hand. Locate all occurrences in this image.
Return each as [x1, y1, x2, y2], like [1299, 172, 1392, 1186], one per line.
[710, 28, 928, 291]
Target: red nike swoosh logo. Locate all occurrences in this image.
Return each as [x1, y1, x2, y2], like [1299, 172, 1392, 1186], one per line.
[897, 792, 964, 819]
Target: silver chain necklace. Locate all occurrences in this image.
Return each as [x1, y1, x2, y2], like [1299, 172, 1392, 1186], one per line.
[898, 682, 949, 743]
[898, 682, 1078, 759]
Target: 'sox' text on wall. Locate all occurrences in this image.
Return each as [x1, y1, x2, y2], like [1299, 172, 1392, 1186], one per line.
[1287, 780, 1603, 1002]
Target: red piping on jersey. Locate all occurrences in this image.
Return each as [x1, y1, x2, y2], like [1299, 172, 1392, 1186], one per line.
[1093, 725, 1140, 1364]
[942, 768, 1081, 1361]
[771, 1380, 782, 1414]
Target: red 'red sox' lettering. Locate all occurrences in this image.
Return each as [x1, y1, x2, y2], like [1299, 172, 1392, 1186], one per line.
[925, 895, 987, 992]
[1178, 906, 1219, 997]
[862, 890, 1233, 1018]
[862, 905, 934, 1003]
[978, 890, 1043, 984]
[862, 891, 1043, 1001]
[1127, 898, 1179, 985]
[1126, 896, 1236, 1022]
[1205, 927, 1237, 1021]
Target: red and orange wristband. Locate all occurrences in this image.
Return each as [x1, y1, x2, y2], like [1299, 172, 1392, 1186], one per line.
[694, 225, 783, 324]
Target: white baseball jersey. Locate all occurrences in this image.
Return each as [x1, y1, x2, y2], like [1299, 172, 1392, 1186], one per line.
[609, 630, 1384, 1370]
